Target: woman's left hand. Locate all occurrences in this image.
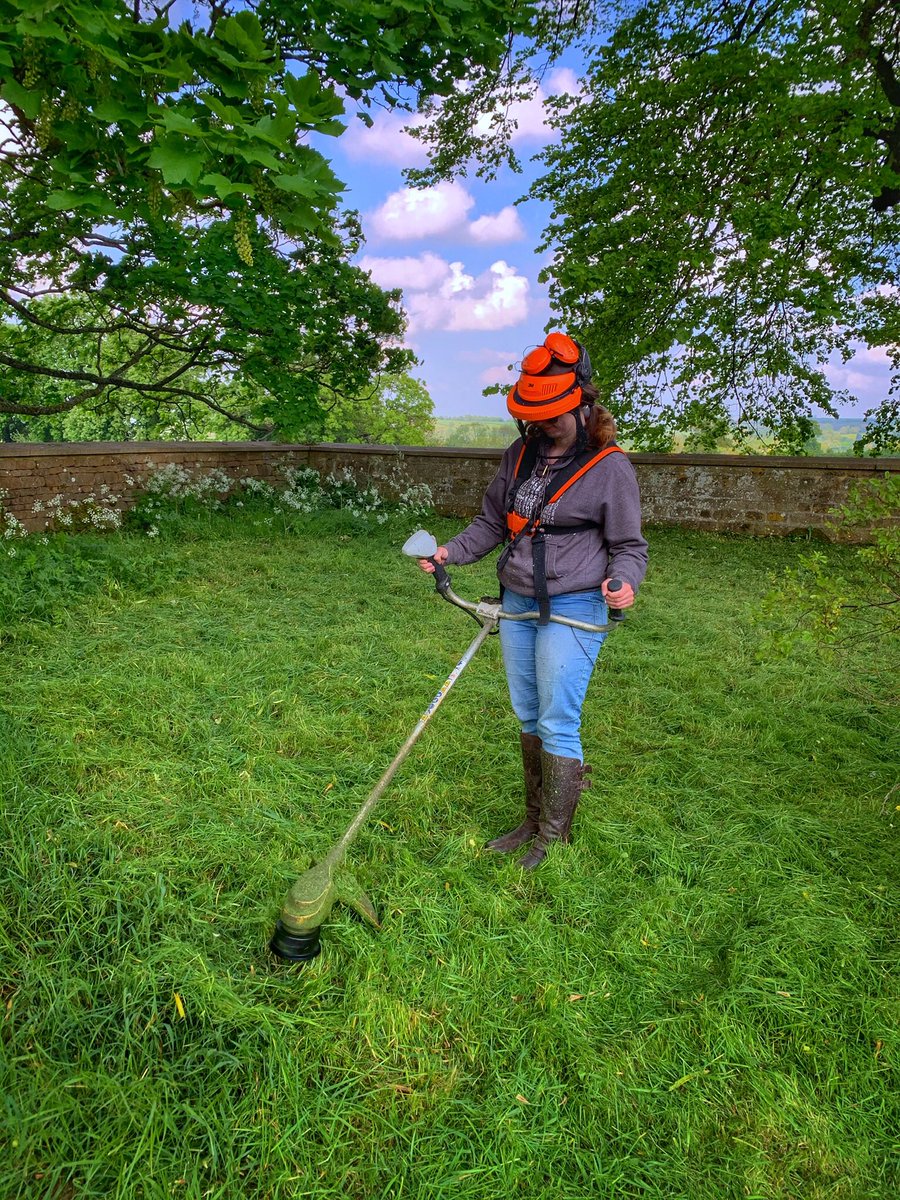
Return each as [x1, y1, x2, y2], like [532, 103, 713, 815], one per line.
[603, 578, 635, 608]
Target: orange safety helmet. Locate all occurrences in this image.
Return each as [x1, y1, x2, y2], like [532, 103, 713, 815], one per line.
[506, 332, 591, 421]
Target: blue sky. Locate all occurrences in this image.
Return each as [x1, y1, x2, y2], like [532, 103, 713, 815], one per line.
[322, 84, 891, 424]
[323, 73, 576, 420]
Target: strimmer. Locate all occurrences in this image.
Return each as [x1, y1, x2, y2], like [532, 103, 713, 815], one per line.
[269, 530, 622, 964]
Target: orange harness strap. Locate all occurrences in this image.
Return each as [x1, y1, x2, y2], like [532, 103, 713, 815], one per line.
[503, 442, 627, 625]
[506, 444, 626, 542]
[545, 445, 626, 504]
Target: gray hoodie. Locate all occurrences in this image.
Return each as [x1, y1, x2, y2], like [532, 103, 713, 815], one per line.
[443, 439, 648, 597]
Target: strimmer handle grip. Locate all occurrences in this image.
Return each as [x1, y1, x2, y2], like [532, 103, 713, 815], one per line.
[428, 556, 451, 594]
[606, 576, 626, 622]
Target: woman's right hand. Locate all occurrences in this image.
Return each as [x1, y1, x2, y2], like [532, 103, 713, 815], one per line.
[417, 546, 449, 573]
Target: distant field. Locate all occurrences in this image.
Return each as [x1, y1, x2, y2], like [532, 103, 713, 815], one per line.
[427, 417, 519, 448]
[426, 417, 871, 454]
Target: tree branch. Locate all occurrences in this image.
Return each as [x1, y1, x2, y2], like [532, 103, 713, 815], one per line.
[0, 289, 132, 337]
[0, 327, 213, 401]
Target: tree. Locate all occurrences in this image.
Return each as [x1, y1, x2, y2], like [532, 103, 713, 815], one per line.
[0, 0, 536, 435]
[414, 0, 900, 454]
[316, 374, 435, 445]
[0, 294, 274, 442]
[0, 299, 436, 444]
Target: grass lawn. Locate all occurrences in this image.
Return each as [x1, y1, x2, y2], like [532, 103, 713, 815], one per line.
[1, 511, 897, 1199]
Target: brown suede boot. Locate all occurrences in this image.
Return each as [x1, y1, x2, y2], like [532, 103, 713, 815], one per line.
[519, 750, 592, 870]
[485, 732, 542, 852]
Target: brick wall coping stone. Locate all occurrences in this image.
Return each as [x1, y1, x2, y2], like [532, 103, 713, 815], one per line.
[1, 440, 898, 473]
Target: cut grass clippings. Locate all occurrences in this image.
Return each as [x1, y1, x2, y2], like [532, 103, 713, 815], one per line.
[1, 511, 898, 1199]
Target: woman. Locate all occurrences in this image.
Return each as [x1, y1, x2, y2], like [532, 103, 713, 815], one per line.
[419, 332, 648, 868]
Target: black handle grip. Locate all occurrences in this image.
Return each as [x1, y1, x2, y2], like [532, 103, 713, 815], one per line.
[428, 556, 451, 594]
[606, 576, 626, 622]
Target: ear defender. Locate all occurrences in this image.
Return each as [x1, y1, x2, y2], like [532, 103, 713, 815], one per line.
[522, 345, 553, 374]
[543, 332, 580, 365]
[575, 343, 592, 387]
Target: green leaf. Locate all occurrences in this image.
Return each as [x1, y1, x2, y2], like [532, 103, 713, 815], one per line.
[200, 173, 256, 200]
[145, 54, 194, 83]
[274, 154, 345, 199]
[0, 80, 42, 120]
[315, 119, 346, 138]
[202, 95, 247, 127]
[161, 109, 207, 139]
[67, 4, 116, 36]
[93, 98, 143, 125]
[284, 72, 344, 123]
[251, 112, 297, 149]
[46, 189, 116, 216]
[14, 16, 66, 40]
[201, 61, 249, 100]
[201, 37, 246, 72]
[283, 71, 318, 112]
[215, 12, 267, 61]
[147, 138, 205, 186]
[279, 201, 319, 233]
[273, 172, 322, 199]
[428, 7, 454, 38]
[232, 144, 282, 170]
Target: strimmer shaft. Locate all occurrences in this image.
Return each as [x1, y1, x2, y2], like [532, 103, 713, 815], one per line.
[327, 616, 497, 862]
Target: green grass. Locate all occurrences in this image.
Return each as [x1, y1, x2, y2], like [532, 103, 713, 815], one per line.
[1, 513, 897, 1199]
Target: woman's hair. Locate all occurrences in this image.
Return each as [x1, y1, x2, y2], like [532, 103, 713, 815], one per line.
[582, 381, 617, 448]
[524, 381, 617, 448]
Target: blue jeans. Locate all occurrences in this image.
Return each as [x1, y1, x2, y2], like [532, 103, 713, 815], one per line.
[499, 588, 608, 761]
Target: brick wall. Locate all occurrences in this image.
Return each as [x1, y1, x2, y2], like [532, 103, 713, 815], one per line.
[1, 440, 898, 539]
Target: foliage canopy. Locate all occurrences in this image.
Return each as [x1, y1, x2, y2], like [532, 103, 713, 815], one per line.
[416, 0, 900, 454]
[0, 0, 533, 435]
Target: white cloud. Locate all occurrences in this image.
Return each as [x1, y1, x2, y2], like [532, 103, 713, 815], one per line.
[823, 364, 881, 393]
[368, 182, 527, 244]
[345, 66, 581, 170]
[360, 252, 530, 333]
[358, 252, 451, 292]
[369, 181, 474, 241]
[473, 67, 583, 145]
[855, 283, 900, 310]
[822, 343, 894, 403]
[341, 110, 429, 167]
[853, 345, 893, 368]
[546, 67, 581, 99]
[478, 351, 520, 387]
[469, 206, 526, 243]
[406, 260, 529, 332]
